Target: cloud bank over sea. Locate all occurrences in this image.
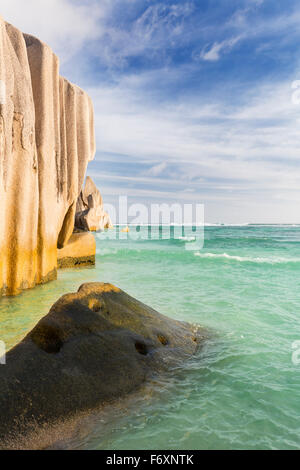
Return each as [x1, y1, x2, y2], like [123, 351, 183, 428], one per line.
[3, 0, 300, 223]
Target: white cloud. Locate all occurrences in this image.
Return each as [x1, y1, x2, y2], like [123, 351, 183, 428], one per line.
[0, 1, 194, 66]
[86, 69, 300, 223]
[145, 162, 168, 177]
[2, 0, 300, 222]
[92, 2, 194, 67]
[197, 3, 300, 63]
[200, 36, 243, 61]
[0, 0, 107, 61]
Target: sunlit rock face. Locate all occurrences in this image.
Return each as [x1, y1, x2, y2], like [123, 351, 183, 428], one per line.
[57, 232, 96, 268]
[75, 176, 113, 232]
[0, 17, 95, 296]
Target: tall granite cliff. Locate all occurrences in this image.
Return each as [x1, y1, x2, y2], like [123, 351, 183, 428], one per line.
[0, 17, 96, 296]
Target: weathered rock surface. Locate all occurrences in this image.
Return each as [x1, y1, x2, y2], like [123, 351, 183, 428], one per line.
[75, 176, 113, 232]
[0, 17, 95, 296]
[0, 283, 204, 449]
[57, 232, 96, 268]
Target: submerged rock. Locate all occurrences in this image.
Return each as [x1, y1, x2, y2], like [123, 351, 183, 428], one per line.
[57, 232, 96, 268]
[0, 283, 204, 449]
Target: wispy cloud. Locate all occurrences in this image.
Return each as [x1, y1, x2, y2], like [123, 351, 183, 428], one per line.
[0, 0, 108, 61]
[199, 35, 243, 61]
[94, 2, 194, 68]
[88, 74, 300, 200]
[2, 0, 300, 222]
[145, 162, 168, 177]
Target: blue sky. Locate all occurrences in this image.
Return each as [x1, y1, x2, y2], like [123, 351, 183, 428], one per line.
[2, 0, 300, 223]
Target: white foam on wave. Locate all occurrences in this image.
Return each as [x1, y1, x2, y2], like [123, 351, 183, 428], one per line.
[96, 248, 118, 256]
[204, 223, 300, 227]
[194, 252, 300, 264]
[205, 223, 250, 227]
[178, 236, 196, 242]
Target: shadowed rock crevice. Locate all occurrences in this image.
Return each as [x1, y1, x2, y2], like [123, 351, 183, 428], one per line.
[0, 283, 206, 449]
[135, 341, 149, 356]
[31, 324, 64, 354]
[157, 335, 169, 346]
[57, 202, 77, 249]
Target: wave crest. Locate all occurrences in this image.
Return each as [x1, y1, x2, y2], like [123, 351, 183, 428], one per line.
[178, 236, 196, 242]
[194, 252, 300, 264]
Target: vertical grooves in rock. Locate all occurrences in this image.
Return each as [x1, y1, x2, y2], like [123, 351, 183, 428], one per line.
[0, 17, 96, 296]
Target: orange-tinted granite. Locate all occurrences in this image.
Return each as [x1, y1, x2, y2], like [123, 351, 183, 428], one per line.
[0, 17, 95, 296]
[75, 177, 113, 232]
[57, 232, 96, 268]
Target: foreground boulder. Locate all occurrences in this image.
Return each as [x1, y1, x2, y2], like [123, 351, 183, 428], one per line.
[0, 283, 204, 449]
[75, 177, 113, 232]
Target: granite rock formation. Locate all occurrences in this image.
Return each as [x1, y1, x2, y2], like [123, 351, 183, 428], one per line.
[75, 176, 113, 232]
[0, 283, 204, 449]
[0, 17, 95, 296]
[57, 232, 96, 268]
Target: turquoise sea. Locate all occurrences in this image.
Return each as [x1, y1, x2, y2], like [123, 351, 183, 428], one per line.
[1, 225, 300, 450]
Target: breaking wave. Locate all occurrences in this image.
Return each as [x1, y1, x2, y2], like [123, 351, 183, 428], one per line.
[194, 252, 300, 264]
[178, 236, 196, 242]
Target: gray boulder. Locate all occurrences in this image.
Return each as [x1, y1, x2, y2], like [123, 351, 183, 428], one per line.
[0, 283, 205, 449]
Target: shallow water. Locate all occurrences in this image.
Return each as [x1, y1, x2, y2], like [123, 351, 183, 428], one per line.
[1, 225, 300, 450]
